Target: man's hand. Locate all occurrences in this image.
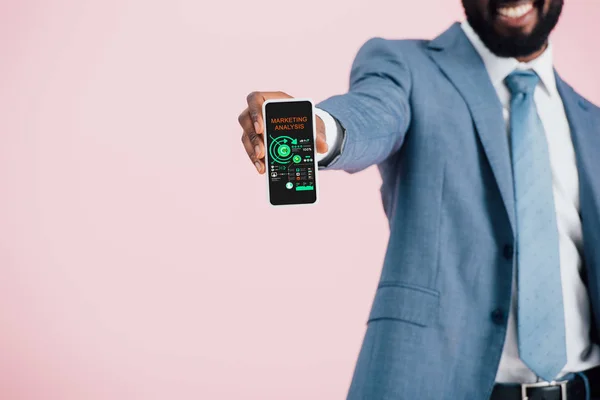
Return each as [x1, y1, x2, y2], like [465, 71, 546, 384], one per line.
[238, 91, 328, 174]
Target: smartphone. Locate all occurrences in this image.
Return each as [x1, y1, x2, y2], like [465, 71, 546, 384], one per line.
[262, 98, 318, 206]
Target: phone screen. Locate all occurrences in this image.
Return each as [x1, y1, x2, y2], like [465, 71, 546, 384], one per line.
[264, 100, 317, 206]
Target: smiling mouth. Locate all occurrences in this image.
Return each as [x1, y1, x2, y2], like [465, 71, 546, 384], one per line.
[491, 0, 543, 29]
[497, 1, 535, 18]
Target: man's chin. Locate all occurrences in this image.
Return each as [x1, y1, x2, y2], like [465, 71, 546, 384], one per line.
[493, 17, 539, 37]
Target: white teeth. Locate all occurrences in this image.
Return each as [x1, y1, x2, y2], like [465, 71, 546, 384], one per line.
[498, 2, 534, 18]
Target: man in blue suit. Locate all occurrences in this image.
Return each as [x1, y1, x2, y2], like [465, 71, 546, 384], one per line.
[238, 0, 600, 398]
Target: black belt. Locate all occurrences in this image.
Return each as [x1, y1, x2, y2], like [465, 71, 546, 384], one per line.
[490, 365, 600, 400]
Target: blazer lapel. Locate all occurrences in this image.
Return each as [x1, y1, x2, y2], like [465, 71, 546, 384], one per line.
[556, 74, 600, 299]
[426, 23, 516, 235]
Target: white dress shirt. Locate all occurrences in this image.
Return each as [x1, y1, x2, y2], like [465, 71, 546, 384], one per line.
[317, 21, 600, 383]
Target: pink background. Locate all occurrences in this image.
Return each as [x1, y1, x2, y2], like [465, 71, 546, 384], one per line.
[1, 1, 599, 399]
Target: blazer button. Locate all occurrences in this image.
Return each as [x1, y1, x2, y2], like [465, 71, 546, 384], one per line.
[491, 309, 505, 325]
[503, 245, 514, 260]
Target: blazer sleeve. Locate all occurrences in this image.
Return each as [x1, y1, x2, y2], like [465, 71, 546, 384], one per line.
[316, 37, 412, 173]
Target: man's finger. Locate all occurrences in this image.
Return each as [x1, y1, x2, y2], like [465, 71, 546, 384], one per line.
[240, 111, 264, 159]
[242, 133, 264, 173]
[315, 116, 328, 154]
[316, 132, 329, 154]
[246, 91, 291, 135]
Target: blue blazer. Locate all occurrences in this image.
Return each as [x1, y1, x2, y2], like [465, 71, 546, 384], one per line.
[317, 23, 600, 399]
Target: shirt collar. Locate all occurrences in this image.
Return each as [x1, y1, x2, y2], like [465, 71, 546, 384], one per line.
[460, 20, 557, 97]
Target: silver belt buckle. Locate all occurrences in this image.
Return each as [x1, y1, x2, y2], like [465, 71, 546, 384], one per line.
[521, 379, 568, 400]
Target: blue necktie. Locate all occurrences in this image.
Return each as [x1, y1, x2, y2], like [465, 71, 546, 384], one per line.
[505, 70, 567, 382]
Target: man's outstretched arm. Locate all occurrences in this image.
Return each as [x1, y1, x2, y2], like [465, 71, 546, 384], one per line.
[238, 38, 412, 174]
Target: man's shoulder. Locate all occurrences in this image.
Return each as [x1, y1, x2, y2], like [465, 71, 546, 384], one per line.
[359, 37, 430, 53]
[358, 22, 461, 57]
[354, 36, 433, 65]
[577, 93, 600, 114]
[559, 77, 600, 113]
